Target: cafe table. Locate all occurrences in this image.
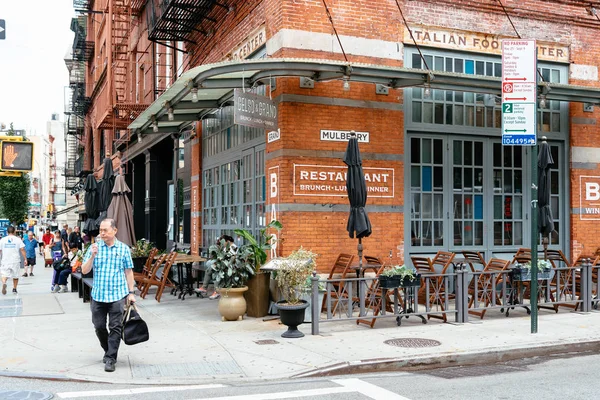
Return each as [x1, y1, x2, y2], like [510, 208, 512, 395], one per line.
[170, 254, 207, 300]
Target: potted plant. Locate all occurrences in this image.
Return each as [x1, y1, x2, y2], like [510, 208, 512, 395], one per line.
[209, 237, 256, 321]
[512, 260, 552, 281]
[131, 239, 154, 273]
[274, 247, 317, 338]
[379, 265, 420, 289]
[234, 220, 282, 317]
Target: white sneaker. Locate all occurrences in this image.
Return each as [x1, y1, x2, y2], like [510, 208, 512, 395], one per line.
[60, 285, 69, 293]
[52, 285, 60, 293]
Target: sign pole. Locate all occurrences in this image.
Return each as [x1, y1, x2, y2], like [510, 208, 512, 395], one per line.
[531, 144, 538, 334]
[501, 39, 538, 333]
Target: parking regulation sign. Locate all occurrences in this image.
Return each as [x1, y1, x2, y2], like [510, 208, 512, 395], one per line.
[0, 20, 5, 40]
[501, 40, 537, 145]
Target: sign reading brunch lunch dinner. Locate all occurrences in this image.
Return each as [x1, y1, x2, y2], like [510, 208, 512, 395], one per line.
[405, 25, 569, 63]
[234, 88, 278, 130]
[293, 164, 394, 198]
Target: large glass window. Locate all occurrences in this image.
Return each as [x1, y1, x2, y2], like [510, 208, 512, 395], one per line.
[409, 51, 564, 134]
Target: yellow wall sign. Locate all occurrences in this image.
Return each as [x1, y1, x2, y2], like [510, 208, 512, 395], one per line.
[405, 25, 569, 63]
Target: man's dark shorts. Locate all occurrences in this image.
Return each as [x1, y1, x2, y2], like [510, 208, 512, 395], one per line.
[26, 258, 36, 266]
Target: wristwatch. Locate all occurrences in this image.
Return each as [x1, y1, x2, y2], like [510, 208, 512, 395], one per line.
[128, 290, 135, 295]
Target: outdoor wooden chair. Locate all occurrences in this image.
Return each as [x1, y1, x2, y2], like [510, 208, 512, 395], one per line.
[356, 264, 394, 328]
[137, 252, 166, 295]
[154, 251, 178, 302]
[539, 249, 573, 312]
[139, 253, 169, 300]
[432, 251, 456, 274]
[468, 258, 511, 319]
[411, 255, 451, 322]
[321, 253, 355, 315]
[461, 250, 487, 292]
[511, 248, 532, 265]
[133, 248, 158, 289]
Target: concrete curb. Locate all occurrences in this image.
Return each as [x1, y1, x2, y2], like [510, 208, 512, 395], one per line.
[293, 339, 600, 378]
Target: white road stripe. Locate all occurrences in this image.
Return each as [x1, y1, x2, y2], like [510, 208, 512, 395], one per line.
[333, 378, 412, 400]
[195, 387, 354, 400]
[57, 384, 226, 398]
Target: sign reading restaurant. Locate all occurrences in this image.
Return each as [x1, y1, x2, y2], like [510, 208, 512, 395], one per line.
[580, 176, 600, 220]
[233, 88, 278, 130]
[294, 164, 394, 198]
[405, 25, 569, 63]
[320, 130, 370, 143]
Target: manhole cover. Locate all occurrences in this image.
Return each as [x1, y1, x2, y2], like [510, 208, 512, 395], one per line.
[384, 338, 441, 348]
[0, 390, 53, 400]
[254, 339, 279, 345]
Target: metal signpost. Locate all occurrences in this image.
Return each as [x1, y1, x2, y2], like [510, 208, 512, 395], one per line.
[501, 39, 539, 334]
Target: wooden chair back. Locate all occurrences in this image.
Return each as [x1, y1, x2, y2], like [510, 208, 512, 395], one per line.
[363, 255, 383, 266]
[512, 248, 532, 265]
[462, 251, 486, 272]
[410, 256, 435, 274]
[326, 253, 355, 279]
[155, 251, 178, 302]
[432, 251, 456, 273]
[484, 258, 511, 273]
[543, 249, 569, 268]
[142, 248, 159, 275]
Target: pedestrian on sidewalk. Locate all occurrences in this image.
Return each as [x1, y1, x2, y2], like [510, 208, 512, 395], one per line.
[22, 231, 38, 277]
[52, 247, 77, 293]
[68, 226, 83, 250]
[81, 218, 135, 373]
[42, 228, 53, 248]
[0, 226, 26, 295]
[38, 227, 45, 256]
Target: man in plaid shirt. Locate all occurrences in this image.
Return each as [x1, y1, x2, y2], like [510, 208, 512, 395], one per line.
[82, 218, 135, 373]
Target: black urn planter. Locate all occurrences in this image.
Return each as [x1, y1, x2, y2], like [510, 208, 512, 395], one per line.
[132, 256, 147, 273]
[275, 300, 309, 338]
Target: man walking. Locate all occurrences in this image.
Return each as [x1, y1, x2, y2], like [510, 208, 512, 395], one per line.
[81, 218, 135, 373]
[61, 224, 69, 251]
[22, 231, 38, 277]
[68, 226, 83, 250]
[0, 226, 26, 295]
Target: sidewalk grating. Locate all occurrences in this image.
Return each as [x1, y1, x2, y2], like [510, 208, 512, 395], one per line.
[131, 361, 243, 378]
[384, 338, 441, 348]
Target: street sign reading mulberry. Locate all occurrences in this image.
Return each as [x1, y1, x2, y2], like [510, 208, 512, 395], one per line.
[501, 40, 537, 146]
[233, 89, 278, 130]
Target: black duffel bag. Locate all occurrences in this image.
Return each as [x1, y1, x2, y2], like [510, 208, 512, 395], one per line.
[53, 257, 70, 272]
[121, 302, 149, 345]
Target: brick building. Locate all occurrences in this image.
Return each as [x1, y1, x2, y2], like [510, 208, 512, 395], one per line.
[69, 0, 600, 271]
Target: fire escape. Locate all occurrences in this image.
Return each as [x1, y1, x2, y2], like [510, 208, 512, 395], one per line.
[64, 15, 91, 193]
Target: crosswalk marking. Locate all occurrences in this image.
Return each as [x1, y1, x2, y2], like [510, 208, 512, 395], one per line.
[333, 378, 412, 400]
[195, 387, 355, 400]
[56, 384, 226, 398]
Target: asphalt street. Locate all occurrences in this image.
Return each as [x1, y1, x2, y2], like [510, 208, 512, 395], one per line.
[0, 351, 596, 400]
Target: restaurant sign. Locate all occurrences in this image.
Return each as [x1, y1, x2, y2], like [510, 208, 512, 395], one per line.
[233, 89, 278, 130]
[405, 25, 569, 63]
[294, 164, 394, 198]
[580, 176, 600, 220]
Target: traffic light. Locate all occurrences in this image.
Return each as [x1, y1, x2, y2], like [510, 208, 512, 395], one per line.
[1, 140, 34, 172]
[46, 211, 50, 219]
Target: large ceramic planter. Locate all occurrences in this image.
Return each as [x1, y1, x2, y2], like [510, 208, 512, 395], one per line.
[245, 271, 271, 318]
[132, 257, 147, 273]
[275, 300, 309, 338]
[218, 286, 248, 321]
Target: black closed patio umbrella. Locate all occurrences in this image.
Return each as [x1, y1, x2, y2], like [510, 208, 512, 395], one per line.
[343, 131, 372, 272]
[538, 136, 555, 257]
[83, 174, 99, 236]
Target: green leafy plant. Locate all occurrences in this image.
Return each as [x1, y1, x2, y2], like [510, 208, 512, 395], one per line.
[520, 260, 552, 271]
[275, 247, 317, 305]
[381, 264, 417, 280]
[234, 220, 282, 271]
[209, 238, 255, 288]
[131, 239, 154, 258]
[76, 243, 91, 263]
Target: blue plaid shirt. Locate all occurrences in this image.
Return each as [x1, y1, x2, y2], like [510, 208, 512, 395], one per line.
[83, 239, 133, 303]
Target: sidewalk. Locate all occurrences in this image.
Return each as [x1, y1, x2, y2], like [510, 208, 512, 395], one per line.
[1, 254, 600, 385]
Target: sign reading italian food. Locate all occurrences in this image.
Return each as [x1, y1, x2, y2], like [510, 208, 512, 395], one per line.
[580, 176, 600, 220]
[233, 88, 278, 130]
[293, 164, 394, 198]
[405, 25, 569, 63]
